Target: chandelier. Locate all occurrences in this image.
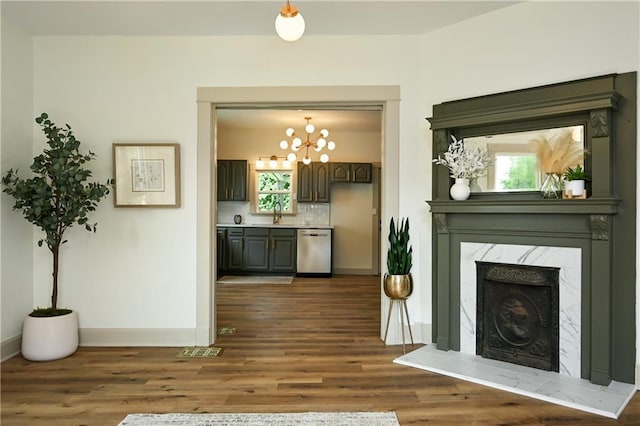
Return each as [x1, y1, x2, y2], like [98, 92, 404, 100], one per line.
[275, 0, 305, 42]
[279, 117, 336, 165]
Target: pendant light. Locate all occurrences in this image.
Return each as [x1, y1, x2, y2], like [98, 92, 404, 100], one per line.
[275, 0, 305, 42]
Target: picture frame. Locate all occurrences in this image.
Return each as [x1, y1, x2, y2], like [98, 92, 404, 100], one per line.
[113, 143, 180, 207]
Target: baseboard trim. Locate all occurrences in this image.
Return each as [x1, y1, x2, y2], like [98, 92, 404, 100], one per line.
[79, 328, 196, 347]
[1, 335, 21, 361]
[332, 268, 374, 275]
[382, 320, 430, 346]
[636, 364, 640, 389]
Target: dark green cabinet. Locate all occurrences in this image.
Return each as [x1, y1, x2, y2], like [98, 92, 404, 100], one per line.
[217, 160, 247, 201]
[269, 228, 296, 273]
[218, 227, 296, 274]
[297, 162, 330, 203]
[226, 228, 244, 272]
[330, 162, 372, 183]
[245, 228, 270, 272]
[216, 228, 226, 271]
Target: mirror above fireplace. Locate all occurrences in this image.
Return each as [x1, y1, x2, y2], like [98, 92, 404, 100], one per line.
[463, 125, 585, 193]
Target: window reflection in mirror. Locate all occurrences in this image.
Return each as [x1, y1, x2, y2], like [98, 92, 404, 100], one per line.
[463, 125, 584, 192]
[255, 169, 293, 213]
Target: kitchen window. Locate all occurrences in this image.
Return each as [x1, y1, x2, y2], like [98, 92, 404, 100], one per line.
[254, 169, 293, 213]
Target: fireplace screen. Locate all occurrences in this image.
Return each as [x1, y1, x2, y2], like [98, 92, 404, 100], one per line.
[476, 261, 559, 372]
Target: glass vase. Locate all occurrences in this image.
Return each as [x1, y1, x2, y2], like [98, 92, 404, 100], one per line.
[540, 173, 561, 199]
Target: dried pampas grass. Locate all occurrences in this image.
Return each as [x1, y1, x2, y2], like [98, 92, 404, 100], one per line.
[530, 129, 584, 175]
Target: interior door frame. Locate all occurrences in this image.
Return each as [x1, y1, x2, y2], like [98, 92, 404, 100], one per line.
[195, 86, 401, 345]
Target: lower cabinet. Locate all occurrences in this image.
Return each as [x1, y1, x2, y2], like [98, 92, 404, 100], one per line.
[218, 227, 296, 274]
[226, 228, 244, 272]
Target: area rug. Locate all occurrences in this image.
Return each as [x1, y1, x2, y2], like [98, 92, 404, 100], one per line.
[176, 346, 223, 358]
[216, 275, 293, 284]
[119, 412, 399, 425]
[217, 326, 237, 336]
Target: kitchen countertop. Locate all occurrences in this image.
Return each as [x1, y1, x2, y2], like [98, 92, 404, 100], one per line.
[217, 223, 333, 229]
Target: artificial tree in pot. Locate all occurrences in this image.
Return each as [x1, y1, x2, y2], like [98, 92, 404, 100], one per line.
[2, 113, 111, 361]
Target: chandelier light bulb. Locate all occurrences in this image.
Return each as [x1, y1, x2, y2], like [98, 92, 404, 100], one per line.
[287, 152, 297, 162]
[320, 154, 329, 163]
[317, 138, 326, 148]
[305, 123, 315, 134]
[285, 127, 295, 137]
[314, 145, 323, 152]
[256, 158, 265, 168]
[293, 137, 302, 147]
[302, 155, 312, 165]
[327, 141, 336, 150]
[320, 129, 329, 138]
[275, 1, 305, 42]
[279, 140, 288, 150]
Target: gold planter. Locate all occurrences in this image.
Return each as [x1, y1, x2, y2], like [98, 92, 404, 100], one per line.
[383, 274, 413, 299]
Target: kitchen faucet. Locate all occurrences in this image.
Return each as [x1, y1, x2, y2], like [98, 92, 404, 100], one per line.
[273, 201, 282, 224]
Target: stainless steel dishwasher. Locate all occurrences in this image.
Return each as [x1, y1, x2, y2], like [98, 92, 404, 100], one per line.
[296, 228, 332, 277]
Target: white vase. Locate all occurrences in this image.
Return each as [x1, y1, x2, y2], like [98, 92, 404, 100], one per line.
[22, 310, 79, 361]
[570, 179, 585, 197]
[450, 178, 471, 201]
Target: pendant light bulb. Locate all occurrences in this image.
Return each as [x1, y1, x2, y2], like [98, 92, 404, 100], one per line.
[302, 155, 312, 165]
[275, 1, 305, 42]
[256, 158, 265, 168]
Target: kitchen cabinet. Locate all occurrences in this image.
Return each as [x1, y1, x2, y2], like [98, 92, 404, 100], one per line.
[269, 228, 296, 273]
[226, 228, 244, 272]
[216, 228, 226, 271]
[297, 162, 330, 203]
[330, 162, 372, 183]
[218, 227, 296, 274]
[244, 228, 270, 272]
[217, 160, 247, 201]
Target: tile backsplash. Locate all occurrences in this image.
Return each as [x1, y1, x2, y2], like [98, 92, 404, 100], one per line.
[217, 202, 330, 226]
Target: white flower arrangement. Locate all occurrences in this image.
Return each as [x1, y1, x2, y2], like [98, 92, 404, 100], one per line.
[433, 135, 491, 179]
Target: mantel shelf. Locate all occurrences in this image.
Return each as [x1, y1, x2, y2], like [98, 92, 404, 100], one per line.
[427, 197, 620, 215]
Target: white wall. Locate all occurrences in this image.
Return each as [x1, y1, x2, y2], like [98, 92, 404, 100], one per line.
[27, 35, 420, 342]
[418, 0, 639, 367]
[1, 16, 35, 358]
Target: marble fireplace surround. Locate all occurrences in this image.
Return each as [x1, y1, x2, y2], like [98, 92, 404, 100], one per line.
[459, 242, 581, 378]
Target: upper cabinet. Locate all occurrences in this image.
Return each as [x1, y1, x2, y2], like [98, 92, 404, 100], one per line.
[217, 160, 247, 201]
[330, 162, 372, 183]
[297, 162, 330, 203]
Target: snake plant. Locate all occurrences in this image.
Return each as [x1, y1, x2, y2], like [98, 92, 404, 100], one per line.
[387, 217, 412, 275]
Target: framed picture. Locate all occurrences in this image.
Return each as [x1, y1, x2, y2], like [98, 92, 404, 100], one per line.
[113, 143, 180, 207]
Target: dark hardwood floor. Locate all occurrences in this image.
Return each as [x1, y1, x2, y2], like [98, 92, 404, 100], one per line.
[2, 275, 639, 425]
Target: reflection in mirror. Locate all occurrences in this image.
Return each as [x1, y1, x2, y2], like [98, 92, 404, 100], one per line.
[464, 125, 584, 192]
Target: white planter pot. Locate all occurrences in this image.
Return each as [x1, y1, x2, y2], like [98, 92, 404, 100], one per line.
[570, 179, 585, 196]
[22, 310, 79, 361]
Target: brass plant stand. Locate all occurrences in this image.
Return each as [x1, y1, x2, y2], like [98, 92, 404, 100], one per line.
[382, 274, 414, 353]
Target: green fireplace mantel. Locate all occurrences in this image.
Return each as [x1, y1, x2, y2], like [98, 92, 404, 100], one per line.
[426, 72, 637, 386]
[428, 197, 620, 215]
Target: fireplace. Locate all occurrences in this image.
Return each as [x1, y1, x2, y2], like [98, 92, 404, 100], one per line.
[475, 261, 559, 372]
[427, 72, 637, 386]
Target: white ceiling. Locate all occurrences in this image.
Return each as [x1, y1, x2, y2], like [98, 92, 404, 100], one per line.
[1, 0, 518, 133]
[2, 0, 518, 36]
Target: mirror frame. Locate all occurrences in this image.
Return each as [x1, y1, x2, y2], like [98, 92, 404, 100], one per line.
[427, 75, 622, 201]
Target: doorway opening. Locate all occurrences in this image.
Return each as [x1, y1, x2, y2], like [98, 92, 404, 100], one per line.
[195, 86, 401, 345]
